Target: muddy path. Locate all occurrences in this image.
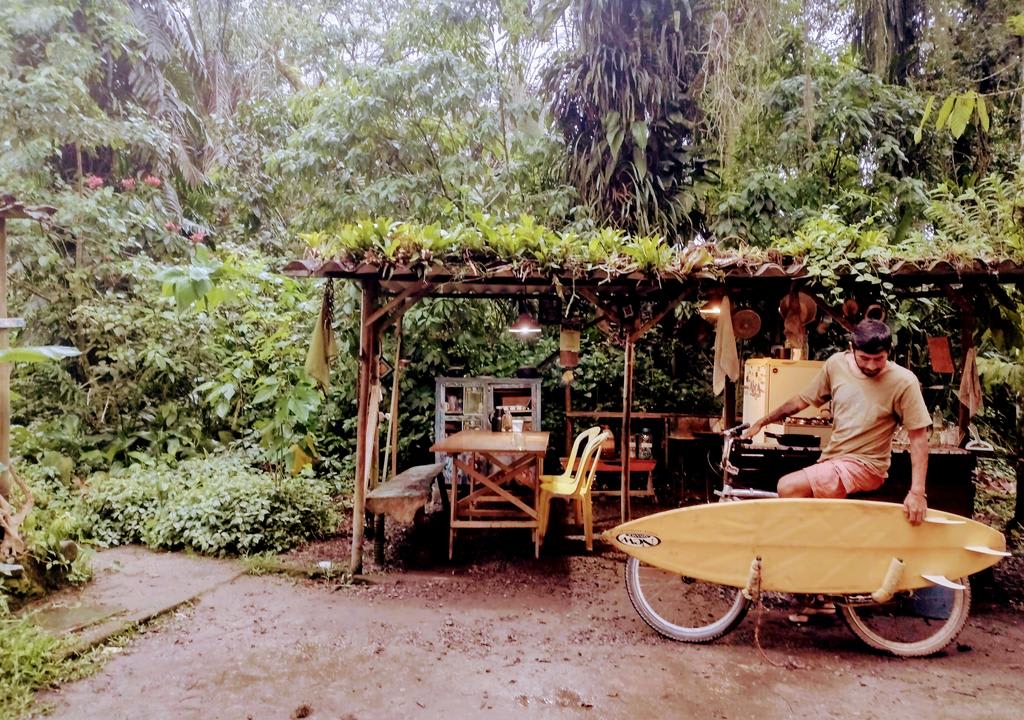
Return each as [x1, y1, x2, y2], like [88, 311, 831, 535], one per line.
[33, 516, 1024, 720]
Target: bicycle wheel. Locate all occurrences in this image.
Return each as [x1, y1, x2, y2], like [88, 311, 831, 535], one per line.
[840, 579, 971, 657]
[624, 556, 750, 642]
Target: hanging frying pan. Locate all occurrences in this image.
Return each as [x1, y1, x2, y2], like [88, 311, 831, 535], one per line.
[731, 309, 762, 340]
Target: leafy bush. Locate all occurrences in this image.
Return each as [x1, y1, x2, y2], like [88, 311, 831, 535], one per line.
[1, 464, 91, 603]
[0, 611, 67, 720]
[79, 451, 340, 556]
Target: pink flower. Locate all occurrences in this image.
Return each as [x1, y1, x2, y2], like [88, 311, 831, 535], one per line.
[84, 174, 104, 189]
[164, 221, 180, 233]
[142, 175, 161, 188]
[120, 177, 137, 191]
[190, 231, 207, 245]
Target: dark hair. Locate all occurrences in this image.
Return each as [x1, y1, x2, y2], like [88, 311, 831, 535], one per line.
[851, 319, 892, 353]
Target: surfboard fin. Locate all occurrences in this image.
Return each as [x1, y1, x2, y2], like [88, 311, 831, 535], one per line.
[923, 515, 966, 525]
[964, 545, 1011, 557]
[921, 574, 966, 590]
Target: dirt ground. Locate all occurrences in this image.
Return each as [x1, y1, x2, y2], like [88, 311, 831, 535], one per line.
[33, 498, 1024, 720]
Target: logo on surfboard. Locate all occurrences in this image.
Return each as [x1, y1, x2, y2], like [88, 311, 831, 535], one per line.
[616, 532, 661, 547]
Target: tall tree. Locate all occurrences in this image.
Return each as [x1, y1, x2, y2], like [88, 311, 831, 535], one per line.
[543, 0, 716, 241]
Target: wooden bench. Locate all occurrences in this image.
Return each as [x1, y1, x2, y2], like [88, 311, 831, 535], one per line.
[366, 463, 446, 525]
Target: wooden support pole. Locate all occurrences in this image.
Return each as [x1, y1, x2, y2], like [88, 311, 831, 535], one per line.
[0, 217, 10, 498]
[375, 323, 403, 568]
[564, 382, 572, 457]
[956, 306, 976, 444]
[620, 334, 635, 523]
[351, 280, 381, 575]
[724, 378, 737, 429]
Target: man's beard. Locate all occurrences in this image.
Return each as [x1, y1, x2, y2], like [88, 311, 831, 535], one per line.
[856, 362, 883, 377]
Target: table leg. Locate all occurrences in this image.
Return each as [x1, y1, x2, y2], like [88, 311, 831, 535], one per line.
[533, 454, 542, 559]
[449, 459, 458, 560]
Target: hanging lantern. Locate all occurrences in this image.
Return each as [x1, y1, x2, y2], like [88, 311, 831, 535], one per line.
[559, 327, 580, 368]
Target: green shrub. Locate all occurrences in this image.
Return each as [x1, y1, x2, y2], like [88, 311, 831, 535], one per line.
[1, 464, 91, 604]
[0, 610, 67, 720]
[79, 450, 340, 556]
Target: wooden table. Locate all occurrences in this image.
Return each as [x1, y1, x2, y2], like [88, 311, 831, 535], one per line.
[431, 429, 549, 559]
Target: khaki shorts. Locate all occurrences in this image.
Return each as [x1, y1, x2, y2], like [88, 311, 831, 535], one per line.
[788, 458, 886, 499]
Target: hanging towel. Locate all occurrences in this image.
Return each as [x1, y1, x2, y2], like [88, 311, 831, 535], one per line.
[713, 295, 740, 395]
[305, 280, 338, 391]
[956, 347, 983, 418]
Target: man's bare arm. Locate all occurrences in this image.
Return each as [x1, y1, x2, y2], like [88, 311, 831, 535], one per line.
[742, 396, 811, 439]
[903, 427, 929, 525]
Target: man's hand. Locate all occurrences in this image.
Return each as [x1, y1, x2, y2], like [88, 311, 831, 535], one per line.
[741, 421, 762, 440]
[903, 491, 927, 525]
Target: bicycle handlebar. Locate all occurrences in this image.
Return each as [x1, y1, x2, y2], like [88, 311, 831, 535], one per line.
[722, 423, 750, 438]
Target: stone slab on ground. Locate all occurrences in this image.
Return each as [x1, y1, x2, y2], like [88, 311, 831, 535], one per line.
[23, 545, 244, 654]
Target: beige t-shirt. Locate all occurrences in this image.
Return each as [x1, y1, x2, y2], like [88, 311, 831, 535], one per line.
[798, 352, 931, 476]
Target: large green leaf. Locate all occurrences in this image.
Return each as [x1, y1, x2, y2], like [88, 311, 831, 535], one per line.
[0, 346, 80, 363]
[948, 93, 975, 138]
[934, 95, 956, 130]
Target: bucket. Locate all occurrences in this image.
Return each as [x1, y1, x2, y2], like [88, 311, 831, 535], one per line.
[910, 585, 955, 619]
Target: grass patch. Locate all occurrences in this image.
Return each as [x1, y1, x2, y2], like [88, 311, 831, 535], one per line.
[0, 612, 69, 720]
[242, 554, 350, 582]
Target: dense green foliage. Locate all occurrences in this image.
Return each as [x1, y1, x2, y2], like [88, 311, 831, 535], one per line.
[0, 611, 67, 720]
[0, 0, 1022, 590]
[79, 451, 339, 555]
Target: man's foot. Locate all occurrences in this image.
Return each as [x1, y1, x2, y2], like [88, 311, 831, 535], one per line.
[788, 596, 836, 624]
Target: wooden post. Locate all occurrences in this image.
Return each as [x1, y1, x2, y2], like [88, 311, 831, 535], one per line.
[956, 307, 976, 444]
[0, 217, 10, 498]
[375, 323, 403, 568]
[351, 280, 381, 575]
[564, 382, 572, 456]
[724, 378, 737, 429]
[620, 334, 635, 522]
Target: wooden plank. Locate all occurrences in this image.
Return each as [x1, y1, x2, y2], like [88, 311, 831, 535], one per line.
[351, 281, 380, 574]
[450, 520, 537, 529]
[621, 336, 635, 523]
[630, 290, 688, 340]
[365, 282, 425, 326]
[366, 463, 444, 525]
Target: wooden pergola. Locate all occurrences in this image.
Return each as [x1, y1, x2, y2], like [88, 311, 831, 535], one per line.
[284, 255, 1024, 573]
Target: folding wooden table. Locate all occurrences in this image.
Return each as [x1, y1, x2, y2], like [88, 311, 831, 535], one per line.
[431, 429, 549, 559]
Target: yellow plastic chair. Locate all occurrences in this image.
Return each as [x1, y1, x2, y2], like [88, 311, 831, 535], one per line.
[540, 426, 601, 489]
[537, 430, 612, 552]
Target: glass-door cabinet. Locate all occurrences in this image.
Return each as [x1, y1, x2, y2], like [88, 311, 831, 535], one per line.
[434, 376, 542, 479]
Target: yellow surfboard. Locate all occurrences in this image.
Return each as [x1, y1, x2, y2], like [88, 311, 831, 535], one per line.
[605, 499, 1008, 595]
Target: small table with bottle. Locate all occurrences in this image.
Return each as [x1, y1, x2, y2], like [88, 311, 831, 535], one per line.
[430, 428, 550, 559]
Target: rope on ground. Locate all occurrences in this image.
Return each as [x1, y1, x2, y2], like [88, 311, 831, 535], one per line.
[752, 593, 787, 668]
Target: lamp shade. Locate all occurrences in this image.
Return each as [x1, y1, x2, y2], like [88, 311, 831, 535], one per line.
[509, 310, 541, 336]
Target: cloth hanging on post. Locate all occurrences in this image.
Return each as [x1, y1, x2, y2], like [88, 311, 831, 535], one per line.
[956, 347, 983, 418]
[713, 295, 740, 395]
[305, 279, 338, 391]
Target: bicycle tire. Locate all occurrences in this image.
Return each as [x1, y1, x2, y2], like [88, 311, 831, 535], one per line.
[840, 578, 971, 657]
[624, 556, 750, 642]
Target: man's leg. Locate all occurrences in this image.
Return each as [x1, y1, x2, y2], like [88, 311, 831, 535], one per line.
[777, 468, 816, 497]
[778, 461, 847, 499]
